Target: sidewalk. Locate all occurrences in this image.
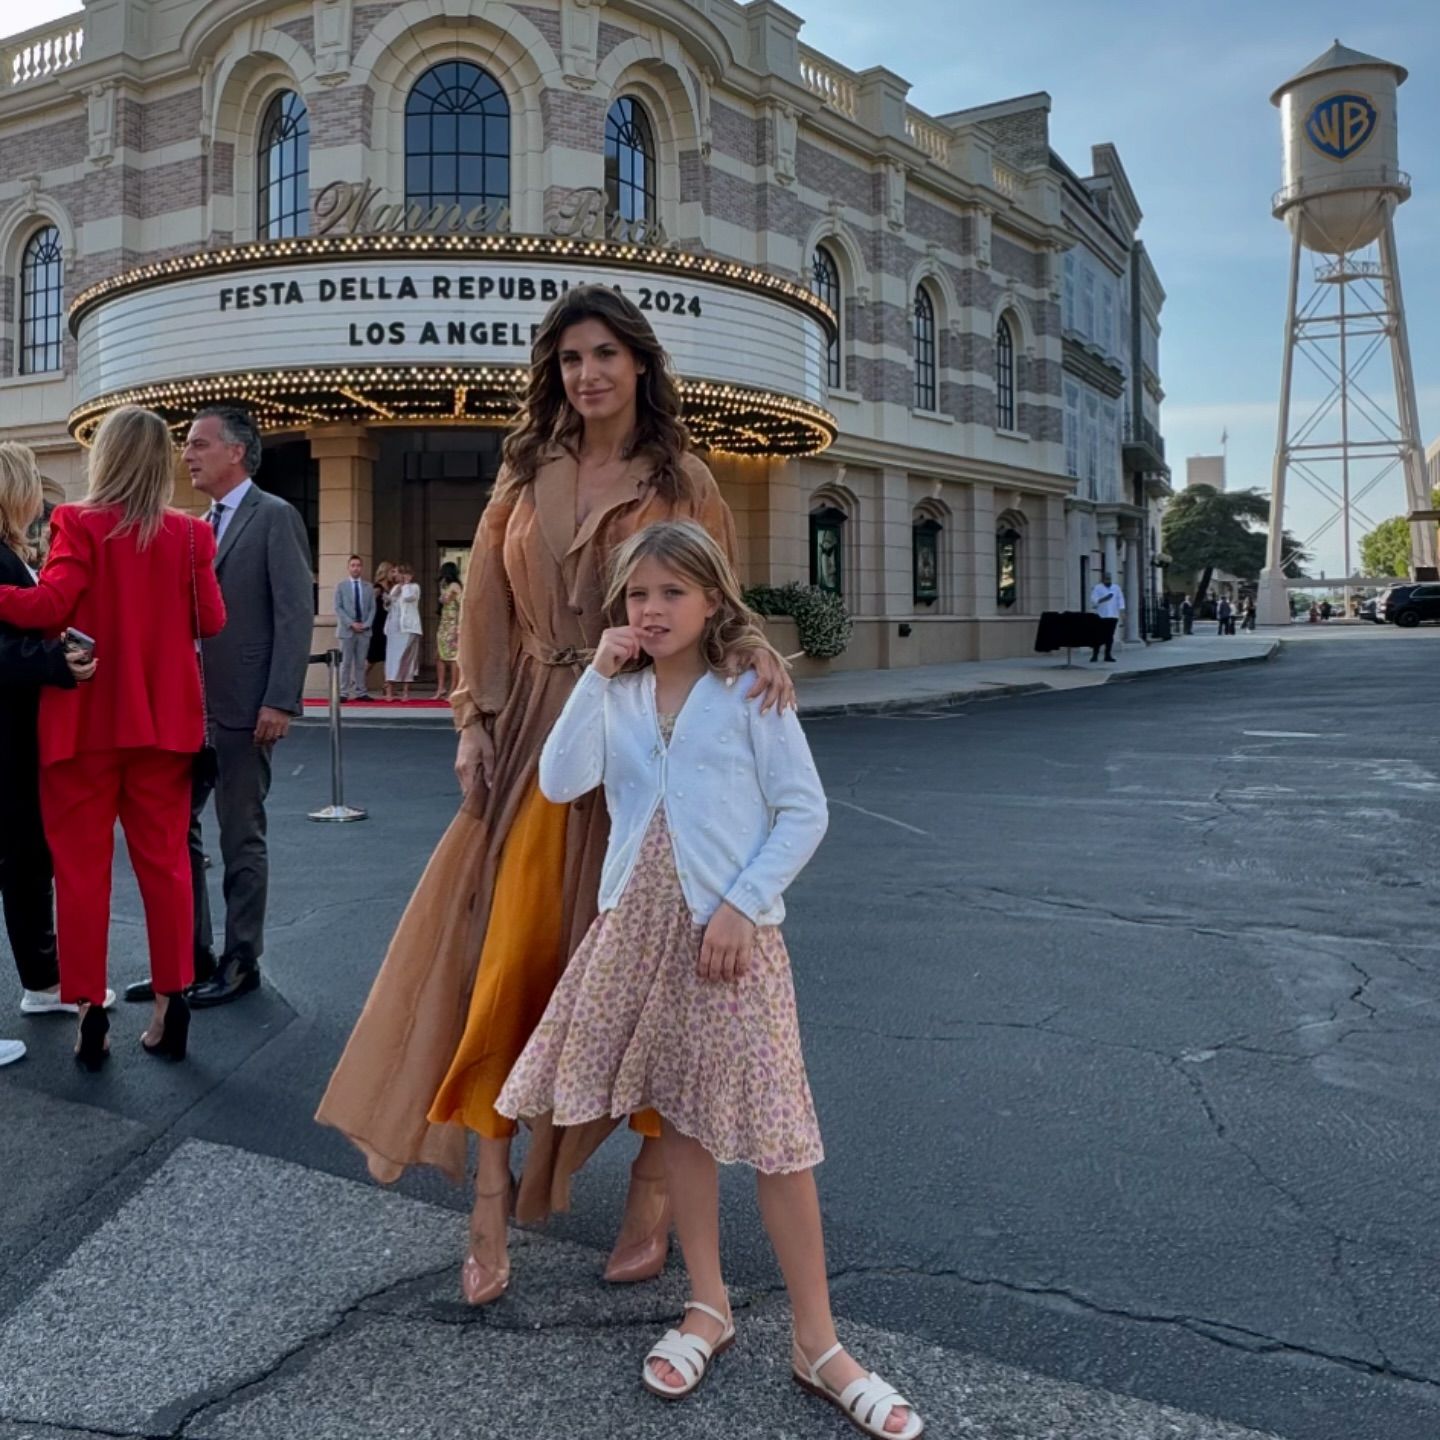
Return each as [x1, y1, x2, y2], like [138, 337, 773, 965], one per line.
[306, 630, 1279, 726]
[0, 1136, 1279, 1440]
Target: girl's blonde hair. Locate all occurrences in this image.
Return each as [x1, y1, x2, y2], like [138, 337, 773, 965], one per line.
[85, 404, 176, 546]
[605, 521, 785, 675]
[0, 442, 44, 564]
[374, 560, 394, 585]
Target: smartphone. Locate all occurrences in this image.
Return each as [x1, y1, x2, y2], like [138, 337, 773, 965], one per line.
[63, 627, 96, 657]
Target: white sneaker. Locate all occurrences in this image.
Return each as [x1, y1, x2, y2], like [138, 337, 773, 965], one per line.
[0, 1038, 26, 1066]
[20, 987, 117, 1015]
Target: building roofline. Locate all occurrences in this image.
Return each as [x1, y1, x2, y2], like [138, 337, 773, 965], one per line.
[939, 90, 1051, 127]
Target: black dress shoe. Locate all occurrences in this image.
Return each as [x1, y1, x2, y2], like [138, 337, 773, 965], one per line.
[189, 958, 261, 1009]
[125, 950, 217, 1004]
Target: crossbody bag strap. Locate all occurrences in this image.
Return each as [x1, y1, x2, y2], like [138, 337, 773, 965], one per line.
[189, 517, 210, 741]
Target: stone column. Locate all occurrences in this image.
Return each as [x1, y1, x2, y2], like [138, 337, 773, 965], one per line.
[1123, 535, 1142, 642]
[308, 425, 377, 695]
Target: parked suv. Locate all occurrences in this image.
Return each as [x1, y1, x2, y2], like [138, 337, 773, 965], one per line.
[1380, 582, 1440, 627]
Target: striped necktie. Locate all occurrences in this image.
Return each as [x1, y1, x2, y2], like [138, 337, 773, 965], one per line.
[207, 503, 224, 538]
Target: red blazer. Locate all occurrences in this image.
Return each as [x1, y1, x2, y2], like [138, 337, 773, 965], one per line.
[0, 504, 226, 766]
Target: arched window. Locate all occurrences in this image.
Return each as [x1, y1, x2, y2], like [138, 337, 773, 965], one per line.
[810, 504, 846, 597]
[257, 91, 310, 239]
[913, 516, 942, 605]
[20, 226, 63, 375]
[997, 523, 1021, 609]
[913, 285, 936, 411]
[604, 97, 655, 224]
[810, 245, 842, 390]
[406, 61, 510, 220]
[995, 316, 1015, 430]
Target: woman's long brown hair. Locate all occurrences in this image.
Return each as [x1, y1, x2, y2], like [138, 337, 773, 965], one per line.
[497, 285, 693, 504]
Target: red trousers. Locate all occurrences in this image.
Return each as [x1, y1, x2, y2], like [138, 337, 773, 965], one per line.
[40, 748, 194, 1005]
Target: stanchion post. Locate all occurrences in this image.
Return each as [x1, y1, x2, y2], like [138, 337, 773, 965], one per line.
[308, 648, 368, 823]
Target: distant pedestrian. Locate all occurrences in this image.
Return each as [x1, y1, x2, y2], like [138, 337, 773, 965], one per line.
[1216, 597, 1232, 635]
[1089, 572, 1124, 662]
[1241, 597, 1257, 632]
[334, 554, 376, 700]
[383, 561, 422, 702]
[1180, 595, 1194, 635]
[434, 561, 464, 700]
[1319, 599, 1332, 622]
[367, 561, 393, 691]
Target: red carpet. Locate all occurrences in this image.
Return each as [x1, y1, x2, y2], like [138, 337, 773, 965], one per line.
[303, 697, 453, 710]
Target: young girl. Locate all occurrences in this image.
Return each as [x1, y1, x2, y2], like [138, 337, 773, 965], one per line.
[497, 522, 923, 1439]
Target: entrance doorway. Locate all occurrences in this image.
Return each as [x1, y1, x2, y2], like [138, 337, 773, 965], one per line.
[374, 428, 503, 674]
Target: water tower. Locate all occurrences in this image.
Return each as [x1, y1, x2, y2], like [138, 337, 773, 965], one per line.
[1257, 41, 1438, 626]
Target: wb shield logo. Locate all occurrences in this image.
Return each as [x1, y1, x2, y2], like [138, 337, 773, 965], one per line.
[1305, 93, 1377, 159]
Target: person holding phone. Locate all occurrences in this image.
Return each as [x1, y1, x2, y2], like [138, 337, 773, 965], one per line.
[0, 408, 225, 1070]
[0, 445, 102, 1067]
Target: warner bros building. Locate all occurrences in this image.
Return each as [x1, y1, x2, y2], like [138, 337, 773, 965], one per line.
[0, 0, 1169, 678]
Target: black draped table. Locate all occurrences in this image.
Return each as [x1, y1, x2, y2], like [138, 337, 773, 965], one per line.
[1034, 611, 1106, 664]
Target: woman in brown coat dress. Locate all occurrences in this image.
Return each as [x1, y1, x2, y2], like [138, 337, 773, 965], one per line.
[317, 287, 791, 1303]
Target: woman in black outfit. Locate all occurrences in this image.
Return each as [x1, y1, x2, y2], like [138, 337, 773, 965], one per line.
[0, 444, 98, 1066]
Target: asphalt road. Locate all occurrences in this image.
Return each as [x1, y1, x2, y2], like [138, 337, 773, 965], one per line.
[3, 631, 1438, 1439]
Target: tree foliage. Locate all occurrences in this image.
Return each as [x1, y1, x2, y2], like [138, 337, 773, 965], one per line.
[1161, 485, 1309, 602]
[1358, 488, 1440, 580]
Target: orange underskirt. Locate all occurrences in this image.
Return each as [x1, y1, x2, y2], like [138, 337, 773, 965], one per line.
[427, 777, 659, 1142]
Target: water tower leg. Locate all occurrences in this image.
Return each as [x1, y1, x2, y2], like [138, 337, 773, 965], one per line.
[1378, 219, 1439, 578]
[1259, 227, 1303, 625]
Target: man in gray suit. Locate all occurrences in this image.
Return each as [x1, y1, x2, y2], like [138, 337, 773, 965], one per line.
[124, 406, 314, 1008]
[334, 554, 376, 700]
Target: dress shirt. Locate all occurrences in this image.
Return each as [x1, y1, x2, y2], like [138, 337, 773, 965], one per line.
[1090, 582, 1125, 620]
[539, 665, 828, 927]
[207, 478, 254, 546]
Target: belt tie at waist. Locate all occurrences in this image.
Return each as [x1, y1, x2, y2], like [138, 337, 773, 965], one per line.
[521, 634, 593, 670]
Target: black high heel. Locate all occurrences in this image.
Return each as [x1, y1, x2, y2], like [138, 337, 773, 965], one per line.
[75, 1004, 110, 1072]
[141, 992, 190, 1061]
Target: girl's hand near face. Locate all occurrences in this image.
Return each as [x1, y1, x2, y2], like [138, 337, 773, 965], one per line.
[593, 626, 644, 678]
[698, 902, 755, 983]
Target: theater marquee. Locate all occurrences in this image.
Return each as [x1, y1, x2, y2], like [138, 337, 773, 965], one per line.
[69, 236, 837, 456]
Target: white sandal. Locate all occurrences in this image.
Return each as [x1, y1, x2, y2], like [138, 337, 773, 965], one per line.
[641, 1299, 735, 1400]
[794, 1342, 925, 1439]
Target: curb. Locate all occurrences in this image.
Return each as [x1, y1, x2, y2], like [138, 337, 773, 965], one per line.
[301, 642, 1283, 726]
[1100, 640, 1280, 685]
[799, 681, 1050, 718]
[797, 641, 1281, 718]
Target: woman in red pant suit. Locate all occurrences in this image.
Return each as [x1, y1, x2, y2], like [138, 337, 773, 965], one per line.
[0, 405, 225, 1069]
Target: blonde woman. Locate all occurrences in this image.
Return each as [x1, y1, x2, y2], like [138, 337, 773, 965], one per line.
[0, 407, 225, 1070]
[383, 561, 422, 702]
[0, 444, 99, 1067]
[367, 560, 394, 692]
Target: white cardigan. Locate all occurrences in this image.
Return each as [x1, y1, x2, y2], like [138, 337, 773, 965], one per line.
[384, 582, 423, 637]
[539, 665, 828, 926]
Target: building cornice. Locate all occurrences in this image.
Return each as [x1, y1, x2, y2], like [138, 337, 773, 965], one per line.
[1062, 337, 1125, 398]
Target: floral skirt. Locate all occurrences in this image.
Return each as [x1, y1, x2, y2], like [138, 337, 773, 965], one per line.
[496, 811, 824, 1173]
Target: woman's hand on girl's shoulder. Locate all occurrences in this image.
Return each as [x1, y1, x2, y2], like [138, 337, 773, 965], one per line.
[592, 626, 643, 679]
[727, 647, 795, 716]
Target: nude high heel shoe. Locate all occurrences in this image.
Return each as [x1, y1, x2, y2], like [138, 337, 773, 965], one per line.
[461, 1176, 515, 1306]
[603, 1171, 671, 1284]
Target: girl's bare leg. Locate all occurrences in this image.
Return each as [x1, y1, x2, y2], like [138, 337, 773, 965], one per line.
[757, 1168, 913, 1435]
[647, 1123, 730, 1390]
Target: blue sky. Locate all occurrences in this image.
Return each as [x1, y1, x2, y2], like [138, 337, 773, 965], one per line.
[11, 0, 1437, 574]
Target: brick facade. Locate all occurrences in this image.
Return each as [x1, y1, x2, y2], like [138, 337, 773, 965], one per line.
[0, 0, 1164, 666]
